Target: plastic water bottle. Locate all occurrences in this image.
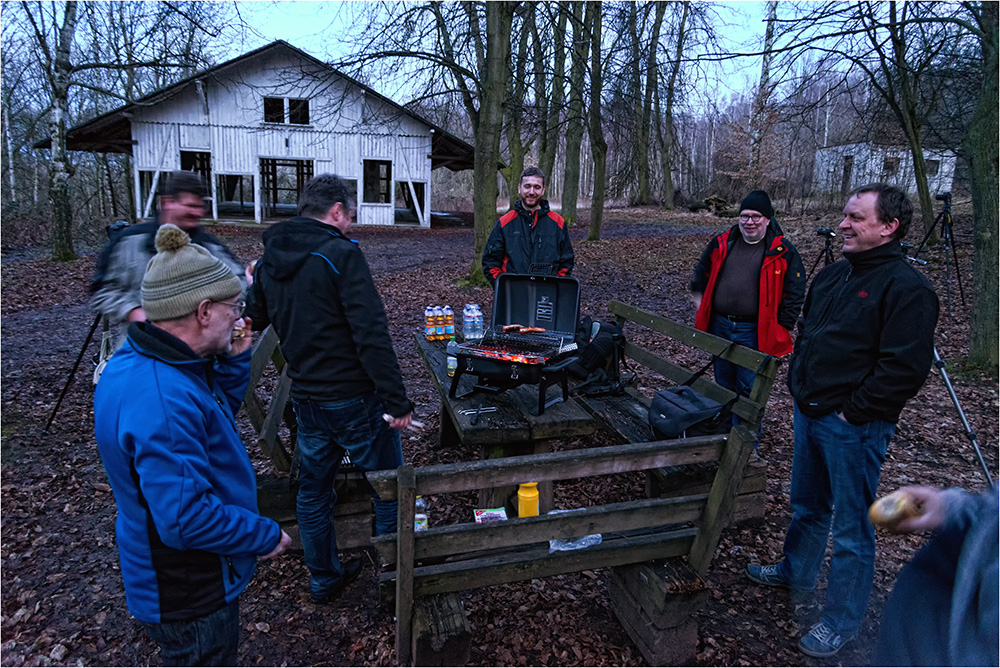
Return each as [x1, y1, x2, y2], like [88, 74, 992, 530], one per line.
[414, 496, 429, 532]
[443, 306, 455, 337]
[424, 306, 436, 341]
[463, 304, 477, 341]
[446, 337, 459, 377]
[473, 304, 485, 340]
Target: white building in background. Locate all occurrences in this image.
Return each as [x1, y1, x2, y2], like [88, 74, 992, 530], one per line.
[62, 41, 474, 227]
[813, 142, 957, 198]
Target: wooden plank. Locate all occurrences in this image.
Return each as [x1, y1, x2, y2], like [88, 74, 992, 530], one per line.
[688, 425, 756, 576]
[577, 393, 655, 444]
[608, 577, 700, 666]
[248, 325, 279, 387]
[367, 436, 726, 499]
[243, 391, 267, 432]
[256, 366, 293, 472]
[371, 495, 707, 565]
[610, 560, 707, 622]
[383, 528, 697, 597]
[609, 301, 769, 370]
[395, 466, 417, 667]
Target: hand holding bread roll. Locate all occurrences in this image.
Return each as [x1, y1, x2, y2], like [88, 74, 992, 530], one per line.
[869, 490, 921, 531]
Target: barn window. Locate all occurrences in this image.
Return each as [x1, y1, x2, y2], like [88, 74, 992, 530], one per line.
[264, 97, 285, 123]
[882, 156, 900, 175]
[289, 98, 310, 125]
[363, 160, 392, 204]
[925, 159, 940, 176]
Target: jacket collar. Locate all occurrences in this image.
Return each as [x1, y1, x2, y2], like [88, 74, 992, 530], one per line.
[726, 219, 785, 253]
[127, 321, 207, 367]
[845, 239, 904, 269]
[514, 198, 551, 218]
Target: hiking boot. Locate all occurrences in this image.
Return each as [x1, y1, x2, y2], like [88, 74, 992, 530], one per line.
[311, 559, 363, 604]
[798, 621, 852, 658]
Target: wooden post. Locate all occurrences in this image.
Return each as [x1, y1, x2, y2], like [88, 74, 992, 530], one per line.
[395, 466, 417, 666]
[688, 425, 755, 576]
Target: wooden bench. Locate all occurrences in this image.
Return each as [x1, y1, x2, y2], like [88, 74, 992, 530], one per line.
[577, 301, 782, 524]
[368, 424, 757, 666]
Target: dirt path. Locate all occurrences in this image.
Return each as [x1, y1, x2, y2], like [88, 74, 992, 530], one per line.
[2, 209, 995, 667]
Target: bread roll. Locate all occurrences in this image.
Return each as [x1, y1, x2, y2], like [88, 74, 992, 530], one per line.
[868, 490, 920, 530]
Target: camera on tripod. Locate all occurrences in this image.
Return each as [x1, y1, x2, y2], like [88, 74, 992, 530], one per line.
[816, 228, 836, 239]
[935, 191, 951, 202]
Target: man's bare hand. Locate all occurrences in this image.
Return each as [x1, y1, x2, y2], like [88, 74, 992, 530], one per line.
[690, 292, 702, 310]
[230, 317, 253, 355]
[892, 486, 949, 533]
[263, 530, 291, 559]
[388, 412, 413, 430]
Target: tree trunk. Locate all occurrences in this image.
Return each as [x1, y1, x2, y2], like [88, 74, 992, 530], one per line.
[3, 103, 15, 202]
[49, 1, 79, 262]
[562, 1, 590, 227]
[587, 1, 606, 241]
[966, 2, 999, 367]
[540, 4, 568, 180]
[502, 27, 530, 209]
[471, 2, 516, 283]
[637, 3, 665, 205]
[749, 1, 777, 184]
[657, 1, 689, 210]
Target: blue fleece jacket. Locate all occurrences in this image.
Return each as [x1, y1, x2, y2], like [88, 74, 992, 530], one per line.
[94, 322, 281, 624]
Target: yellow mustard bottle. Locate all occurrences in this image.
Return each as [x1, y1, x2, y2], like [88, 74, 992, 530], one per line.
[518, 482, 539, 517]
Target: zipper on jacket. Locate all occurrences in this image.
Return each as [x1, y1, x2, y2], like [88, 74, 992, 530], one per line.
[225, 556, 240, 584]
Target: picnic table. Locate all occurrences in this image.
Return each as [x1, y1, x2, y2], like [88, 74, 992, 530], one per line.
[414, 335, 597, 513]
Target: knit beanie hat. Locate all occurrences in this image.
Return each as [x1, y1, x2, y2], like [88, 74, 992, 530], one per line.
[739, 190, 774, 219]
[141, 224, 242, 321]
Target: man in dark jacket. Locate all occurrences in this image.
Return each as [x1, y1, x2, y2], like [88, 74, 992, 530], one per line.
[691, 189, 806, 399]
[745, 184, 939, 658]
[95, 225, 289, 666]
[245, 174, 413, 604]
[482, 167, 574, 286]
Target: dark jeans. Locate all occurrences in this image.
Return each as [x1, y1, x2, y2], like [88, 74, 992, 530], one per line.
[292, 392, 404, 599]
[776, 403, 895, 637]
[141, 599, 239, 667]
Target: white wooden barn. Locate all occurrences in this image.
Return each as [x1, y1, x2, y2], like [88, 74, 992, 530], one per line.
[62, 41, 474, 227]
[813, 142, 957, 198]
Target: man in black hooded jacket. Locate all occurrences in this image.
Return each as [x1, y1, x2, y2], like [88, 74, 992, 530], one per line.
[245, 174, 412, 604]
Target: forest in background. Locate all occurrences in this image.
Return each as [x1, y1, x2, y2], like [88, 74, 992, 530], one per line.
[1, 1, 996, 365]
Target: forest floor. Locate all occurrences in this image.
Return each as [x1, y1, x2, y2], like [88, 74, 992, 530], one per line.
[1, 204, 996, 667]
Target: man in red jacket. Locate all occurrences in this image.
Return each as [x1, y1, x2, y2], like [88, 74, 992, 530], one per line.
[482, 167, 574, 286]
[690, 190, 806, 400]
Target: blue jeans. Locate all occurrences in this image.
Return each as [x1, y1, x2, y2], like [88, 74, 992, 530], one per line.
[775, 403, 895, 637]
[292, 392, 404, 598]
[710, 315, 758, 400]
[141, 599, 239, 666]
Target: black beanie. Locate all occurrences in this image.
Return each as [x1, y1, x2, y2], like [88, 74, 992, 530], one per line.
[739, 190, 773, 219]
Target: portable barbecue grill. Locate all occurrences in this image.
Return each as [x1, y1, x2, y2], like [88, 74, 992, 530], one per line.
[449, 274, 581, 414]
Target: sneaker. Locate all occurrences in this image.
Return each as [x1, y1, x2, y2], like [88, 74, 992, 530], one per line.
[310, 559, 363, 604]
[746, 563, 791, 588]
[798, 621, 852, 658]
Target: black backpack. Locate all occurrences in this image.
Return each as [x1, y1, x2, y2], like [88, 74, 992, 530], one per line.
[568, 317, 635, 396]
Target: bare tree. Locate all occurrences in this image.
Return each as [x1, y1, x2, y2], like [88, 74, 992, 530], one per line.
[654, 1, 691, 209]
[587, 1, 607, 241]
[561, 1, 590, 227]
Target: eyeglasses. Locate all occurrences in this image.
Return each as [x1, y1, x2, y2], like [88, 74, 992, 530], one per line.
[739, 214, 766, 223]
[214, 299, 245, 314]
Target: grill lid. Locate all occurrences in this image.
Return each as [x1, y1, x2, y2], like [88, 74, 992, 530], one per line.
[491, 274, 580, 336]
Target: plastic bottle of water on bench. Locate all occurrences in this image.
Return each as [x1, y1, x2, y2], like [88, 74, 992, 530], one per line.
[414, 496, 429, 532]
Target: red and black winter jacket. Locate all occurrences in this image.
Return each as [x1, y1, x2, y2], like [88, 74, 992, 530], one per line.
[690, 222, 806, 357]
[481, 199, 574, 285]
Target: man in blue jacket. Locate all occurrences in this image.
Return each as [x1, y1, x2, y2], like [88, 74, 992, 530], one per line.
[482, 167, 574, 286]
[95, 224, 289, 666]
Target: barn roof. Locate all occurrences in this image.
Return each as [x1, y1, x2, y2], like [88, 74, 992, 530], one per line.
[42, 40, 475, 171]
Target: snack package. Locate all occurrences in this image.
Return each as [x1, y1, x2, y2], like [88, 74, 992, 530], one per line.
[474, 508, 508, 523]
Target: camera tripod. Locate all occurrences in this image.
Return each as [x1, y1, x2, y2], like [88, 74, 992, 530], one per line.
[932, 346, 995, 489]
[807, 228, 837, 280]
[911, 192, 965, 318]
